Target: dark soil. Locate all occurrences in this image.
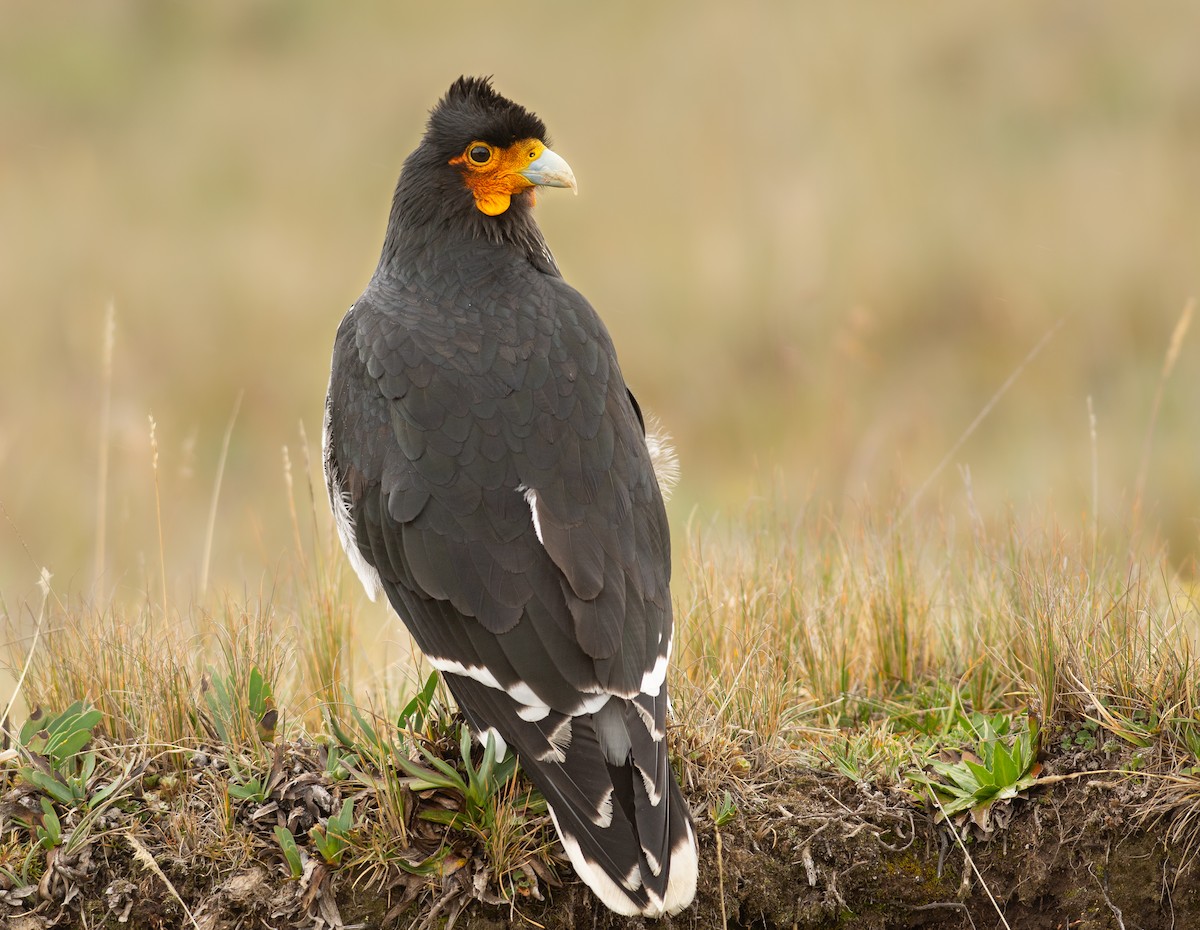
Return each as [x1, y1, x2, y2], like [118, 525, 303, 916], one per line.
[4, 749, 1198, 930]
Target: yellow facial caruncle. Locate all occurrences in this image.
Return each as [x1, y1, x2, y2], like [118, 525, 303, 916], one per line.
[451, 138, 577, 216]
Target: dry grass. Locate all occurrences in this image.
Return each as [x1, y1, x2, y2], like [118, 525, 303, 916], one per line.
[679, 497, 1197, 717]
[2, 444, 1200, 921]
[2, 467, 1200, 920]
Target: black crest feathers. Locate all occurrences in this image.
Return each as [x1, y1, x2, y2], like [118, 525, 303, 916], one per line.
[425, 76, 549, 152]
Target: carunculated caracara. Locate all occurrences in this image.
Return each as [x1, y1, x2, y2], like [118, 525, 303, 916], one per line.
[322, 76, 696, 917]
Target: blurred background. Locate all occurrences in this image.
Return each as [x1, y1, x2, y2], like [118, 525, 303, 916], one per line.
[2, 0, 1198, 603]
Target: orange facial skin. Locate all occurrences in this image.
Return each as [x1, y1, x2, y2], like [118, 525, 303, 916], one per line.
[450, 138, 547, 216]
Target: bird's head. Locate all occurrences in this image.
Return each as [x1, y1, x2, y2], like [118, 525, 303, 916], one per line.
[403, 76, 576, 220]
[380, 77, 576, 267]
[433, 77, 576, 217]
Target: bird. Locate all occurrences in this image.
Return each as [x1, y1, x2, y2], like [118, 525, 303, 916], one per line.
[322, 76, 697, 917]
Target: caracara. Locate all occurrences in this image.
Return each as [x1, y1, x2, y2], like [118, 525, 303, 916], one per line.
[323, 76, 696, 916]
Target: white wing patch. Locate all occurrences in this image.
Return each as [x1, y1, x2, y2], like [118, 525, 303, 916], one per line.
[516, 484, 545, 545]
[517, 702, 552, 722]
[425, 656, 502, 691]
[322, 392, 381, 601]
[639, 646, 670, 697]
[571, 691, 611, 716]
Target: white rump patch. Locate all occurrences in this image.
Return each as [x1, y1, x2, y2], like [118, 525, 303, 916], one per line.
[323, 392, 380, 601]
[547, 807, 643, 916]
[644, 415, 680, 501]
[515, 484, 545, 545]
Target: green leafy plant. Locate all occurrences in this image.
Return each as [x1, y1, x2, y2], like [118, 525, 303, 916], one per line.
[200, 664, 277, 747]
[326, 672, 447, 771]
[226, 760, 269, 803]
[398, 671, 441, 732]
[326, 701, 390, 770]
[323, 742, 359, 782]
[711, 790, 737, 828]
[396, 726, 544, 834]
[907, 713, 1043, 822]
[817, 718, 925, 786]
[274, 825, 304, 878]
[16, 701, 105, 806]
[309, 797, 355, 866]
[1060, 717, 1101, 753]
[225, 742, 288, 805]
[35, 797, 62, 850]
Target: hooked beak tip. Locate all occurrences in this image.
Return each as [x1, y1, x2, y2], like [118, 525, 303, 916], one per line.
[521, 146, 577, 194]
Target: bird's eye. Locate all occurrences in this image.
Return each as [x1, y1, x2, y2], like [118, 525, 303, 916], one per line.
[467, 144, 492, 166]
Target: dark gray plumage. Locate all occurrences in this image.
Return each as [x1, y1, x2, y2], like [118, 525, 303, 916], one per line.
[323, 76, 696, 916]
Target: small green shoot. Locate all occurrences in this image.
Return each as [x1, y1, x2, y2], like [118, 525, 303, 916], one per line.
[398, 671, 440, 732]
[323, 742, 359, 782]
[1060, 717, 1101, 753]
[274, 825, 304, 878]
[326, 699, 398, 771]
[200, 664, 277, 747]
[310, 797, 355, 866]
[1174, 721, 1200, 775]
[16, 701, 104, 806]
[711, 790, 737, 828]
[35, 797, 62, 850]
[226, 742, 291, 806]
[227, 774, 268, 803]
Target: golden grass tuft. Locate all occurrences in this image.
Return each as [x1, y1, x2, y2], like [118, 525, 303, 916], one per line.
[673, 491, 1200, 796]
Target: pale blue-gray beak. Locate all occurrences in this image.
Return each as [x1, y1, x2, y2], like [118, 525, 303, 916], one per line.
[520, 147, 578, 193]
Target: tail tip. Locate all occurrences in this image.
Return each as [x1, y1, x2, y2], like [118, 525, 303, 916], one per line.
[561, 816, 699, 918]
[649, 818, 698, 917]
